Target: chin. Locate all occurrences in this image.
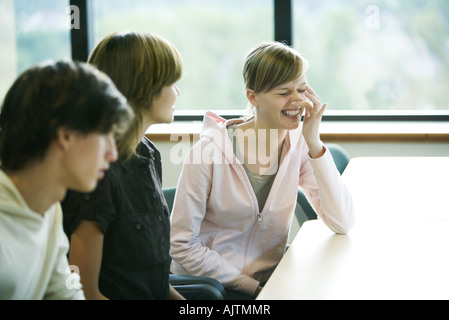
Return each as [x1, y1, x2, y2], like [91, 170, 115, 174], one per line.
[72, 181, 98, 193]
[163, 115, 175, 124]
[284, 121, 301, 131]
[155, 112, 175, 125]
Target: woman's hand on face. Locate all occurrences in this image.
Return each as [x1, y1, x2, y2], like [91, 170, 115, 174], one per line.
[302, 85, 327, 157]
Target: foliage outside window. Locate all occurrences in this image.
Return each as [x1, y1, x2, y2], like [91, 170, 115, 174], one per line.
[92, 0, 274, 111]
[0, 0, 71, 100]
[1, 0, 447, 114]
[293, 0, 449, 111]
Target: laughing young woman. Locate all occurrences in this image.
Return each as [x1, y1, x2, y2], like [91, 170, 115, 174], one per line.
[169, 42, 355, 299]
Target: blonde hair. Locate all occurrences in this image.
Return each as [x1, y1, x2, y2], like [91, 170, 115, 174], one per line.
[88, 31, 183, 159]
[243, 42, 308, 120]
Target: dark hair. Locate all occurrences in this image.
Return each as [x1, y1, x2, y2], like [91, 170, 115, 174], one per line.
[0, 60, 133, 172]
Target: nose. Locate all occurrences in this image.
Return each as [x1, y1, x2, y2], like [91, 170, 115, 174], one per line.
[175, 85, 181, 96]
[106, 133, 118, 163]
[291, 91, 306, 105]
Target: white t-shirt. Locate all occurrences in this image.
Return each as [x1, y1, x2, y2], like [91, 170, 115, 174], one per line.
[0, 170, 85, 300]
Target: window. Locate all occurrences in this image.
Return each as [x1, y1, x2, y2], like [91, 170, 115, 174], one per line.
[293, 0, 449, 112]
[91, 0, 274, 111]
[2, 0, 447, 117]
[0, 0, 71, 99]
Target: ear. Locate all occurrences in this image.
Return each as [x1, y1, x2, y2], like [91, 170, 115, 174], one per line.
[56, 127, 72, 151]
[246, 89, 259, 108]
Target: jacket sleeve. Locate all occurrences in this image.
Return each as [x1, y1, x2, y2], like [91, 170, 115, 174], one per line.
[169, 142, 260, 296]
[299, 146, 355, 234]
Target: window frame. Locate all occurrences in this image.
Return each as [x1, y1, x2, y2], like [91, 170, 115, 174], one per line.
[69, 0, 449, 123]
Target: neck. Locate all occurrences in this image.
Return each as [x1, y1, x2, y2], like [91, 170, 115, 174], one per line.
[8, 162, 66, 216]
[238, 119, 287, 153]
[140, 114, 155, 141]
[235, 119, 287, 175]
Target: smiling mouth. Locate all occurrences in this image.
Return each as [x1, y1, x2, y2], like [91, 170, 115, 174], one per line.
[281, 109, 301, 117]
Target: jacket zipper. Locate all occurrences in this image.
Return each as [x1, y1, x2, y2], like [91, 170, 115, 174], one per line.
[243, 212, 259, 274]
[238, 163, 260, 274]
[241, 148, 290, 274]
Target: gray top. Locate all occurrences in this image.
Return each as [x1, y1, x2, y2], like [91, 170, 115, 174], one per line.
[227, 124, 280, 213]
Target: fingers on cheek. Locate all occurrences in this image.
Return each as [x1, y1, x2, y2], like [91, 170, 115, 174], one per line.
[305, 93, 319, 106]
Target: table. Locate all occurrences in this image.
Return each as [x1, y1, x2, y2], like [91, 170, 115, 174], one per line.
[342, 157, 449, 222]
[257, 157, 449, 300]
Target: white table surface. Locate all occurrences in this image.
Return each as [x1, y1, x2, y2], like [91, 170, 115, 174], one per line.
[257, 157, 449, 300]
[342, 157, 449, 222]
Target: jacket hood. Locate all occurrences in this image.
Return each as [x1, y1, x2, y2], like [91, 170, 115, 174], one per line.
[199, 112, 245, 165]
[0, 170, 40, 221]
[200, 111, 242, 137]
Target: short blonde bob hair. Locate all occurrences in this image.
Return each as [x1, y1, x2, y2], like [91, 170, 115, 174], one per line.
[243, 41, 308, 120]
[88, 31, 183, 159]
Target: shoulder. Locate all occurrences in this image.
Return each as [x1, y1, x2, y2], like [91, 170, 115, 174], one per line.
[62, 170, 117, 235]
[142, 136, 159, 154]
[136, 137, 160, 162]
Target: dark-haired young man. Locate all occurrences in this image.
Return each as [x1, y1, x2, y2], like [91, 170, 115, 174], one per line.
[0, 60, 132, 299]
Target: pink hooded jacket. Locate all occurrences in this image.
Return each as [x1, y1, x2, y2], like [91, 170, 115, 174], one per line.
[170, 112, 355, 295]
